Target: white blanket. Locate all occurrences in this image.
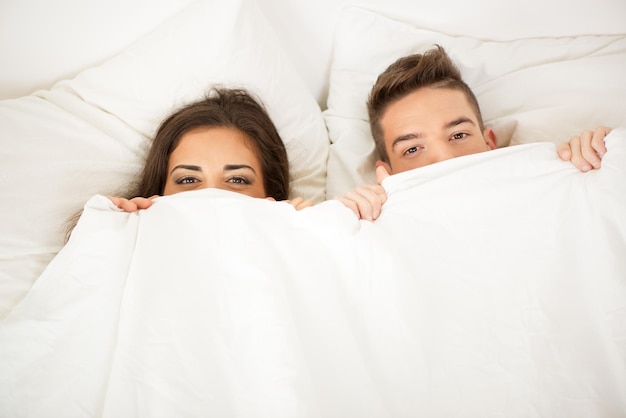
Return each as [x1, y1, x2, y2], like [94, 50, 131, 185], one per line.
[2, 130, 626, 418]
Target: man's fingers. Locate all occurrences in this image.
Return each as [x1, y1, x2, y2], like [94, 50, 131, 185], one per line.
[361, 184, 387, 205]
[349, 186, 387, 220]
[579, 130, 602, 169]
[344, 190, 376, 221]
[591, 126, 610, 158]
[557, 142, 572, 161]
[375, 164, 391, 185]
[334, 196, 360, 219]
[567, 135, 593, 172]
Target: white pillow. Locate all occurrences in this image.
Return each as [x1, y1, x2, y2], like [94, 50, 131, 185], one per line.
[323, 5, 626, 198]
[0, 0, 329, 318]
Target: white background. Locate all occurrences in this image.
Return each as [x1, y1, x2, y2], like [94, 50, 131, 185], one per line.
[1, 0, 625, 105]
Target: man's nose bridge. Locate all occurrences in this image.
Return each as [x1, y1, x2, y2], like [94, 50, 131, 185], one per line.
[431, 142, 455, 163]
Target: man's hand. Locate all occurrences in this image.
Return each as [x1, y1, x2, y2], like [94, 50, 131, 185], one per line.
[558, 126, 611, 171]
[334, 165, 390, 221]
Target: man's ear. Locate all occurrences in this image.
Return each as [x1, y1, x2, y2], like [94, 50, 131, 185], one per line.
[483, 126, 497, 149]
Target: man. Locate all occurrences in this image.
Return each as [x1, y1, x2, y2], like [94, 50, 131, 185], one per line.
[336, 45, 611, 220]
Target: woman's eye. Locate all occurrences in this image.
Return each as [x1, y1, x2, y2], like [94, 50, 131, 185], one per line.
[176, 176, 198, 185]
[228, 176, 251, 185]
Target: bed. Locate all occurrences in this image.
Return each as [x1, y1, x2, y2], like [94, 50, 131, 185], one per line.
[1, 0, 625, 416]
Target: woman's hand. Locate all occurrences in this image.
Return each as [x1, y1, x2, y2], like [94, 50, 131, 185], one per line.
[266, 196, 315, 210]
[107, 195, 159, 212]
[285, 197, 315, 210]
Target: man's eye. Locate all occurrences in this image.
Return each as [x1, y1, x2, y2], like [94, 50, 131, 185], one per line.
[404, 146, 419, 156]
[451, 133, 467, 140]
[176, 176, 198, 185]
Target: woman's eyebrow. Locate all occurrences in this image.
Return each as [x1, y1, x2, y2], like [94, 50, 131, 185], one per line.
[224, 164, 256, 174]
[170, 164, 202, 174]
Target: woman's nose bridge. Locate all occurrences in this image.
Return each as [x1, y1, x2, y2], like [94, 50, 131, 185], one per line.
[201, 178, 220, 190]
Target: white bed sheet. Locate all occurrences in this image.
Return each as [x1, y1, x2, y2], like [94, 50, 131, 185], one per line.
[1, 130, 625, 417]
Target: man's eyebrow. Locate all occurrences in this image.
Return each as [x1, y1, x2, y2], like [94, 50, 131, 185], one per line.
[224, 164, 256, 174]
[171, 164, 201, 174]
[391, 117, 476, 151]
[391, 133, 421, 150]
[445, 117, 475, 129]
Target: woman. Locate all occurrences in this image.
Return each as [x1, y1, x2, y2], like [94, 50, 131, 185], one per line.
[109, 87, 313, 212]
[66, 87, 312, 240]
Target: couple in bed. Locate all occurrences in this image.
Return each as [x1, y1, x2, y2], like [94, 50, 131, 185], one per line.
[103, 46, 611, 221]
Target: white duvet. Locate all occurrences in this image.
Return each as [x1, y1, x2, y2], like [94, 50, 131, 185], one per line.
[1, 130, 625, 418]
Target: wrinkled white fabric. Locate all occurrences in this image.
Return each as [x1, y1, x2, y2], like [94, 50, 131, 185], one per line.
[2, 130, 625, 418]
